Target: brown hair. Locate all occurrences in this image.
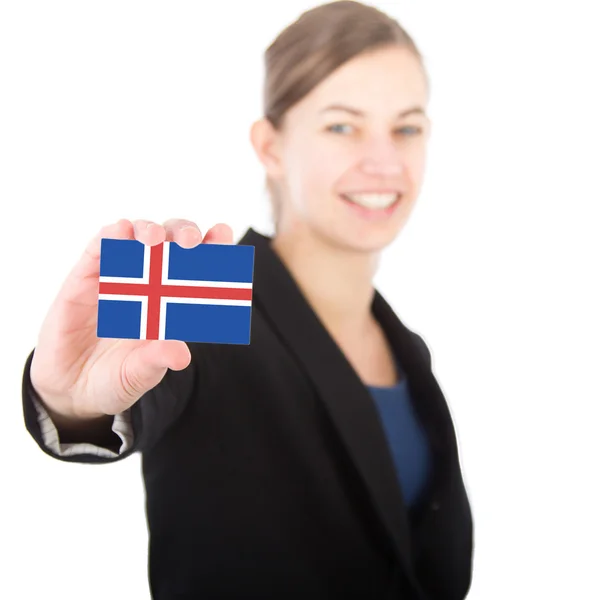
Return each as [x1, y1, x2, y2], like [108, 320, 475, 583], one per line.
[262, 0, 428, 229]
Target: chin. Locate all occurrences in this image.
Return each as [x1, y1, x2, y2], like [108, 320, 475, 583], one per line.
[317, 223, 400, 255]
[348, 231, 399, 254]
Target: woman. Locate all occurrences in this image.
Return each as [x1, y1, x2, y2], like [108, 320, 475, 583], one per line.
[22, 2, 474, 599]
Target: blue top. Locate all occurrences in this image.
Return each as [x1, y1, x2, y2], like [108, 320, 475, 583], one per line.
[367, 356, 432, 509]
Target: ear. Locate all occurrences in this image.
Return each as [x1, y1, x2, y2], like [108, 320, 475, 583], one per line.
[249, 118, 284, 178]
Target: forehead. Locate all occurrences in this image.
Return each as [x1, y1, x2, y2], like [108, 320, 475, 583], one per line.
[292, 46, 428, 121]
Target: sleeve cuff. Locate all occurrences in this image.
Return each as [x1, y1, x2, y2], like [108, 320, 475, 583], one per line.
[31, 394, 134, 458]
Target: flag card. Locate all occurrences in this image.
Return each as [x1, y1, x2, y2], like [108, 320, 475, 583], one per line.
[97, 238, 255, 344]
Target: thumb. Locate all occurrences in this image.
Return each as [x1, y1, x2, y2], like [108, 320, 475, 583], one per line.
[119, 340, 191, 404]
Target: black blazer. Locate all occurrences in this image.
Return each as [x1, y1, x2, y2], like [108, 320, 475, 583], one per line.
[22, 227, 474, 600]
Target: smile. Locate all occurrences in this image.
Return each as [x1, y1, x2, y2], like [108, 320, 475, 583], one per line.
[339, 192, 402, 218]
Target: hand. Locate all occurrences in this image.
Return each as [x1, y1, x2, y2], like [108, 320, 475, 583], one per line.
[29, 218, 233, 422]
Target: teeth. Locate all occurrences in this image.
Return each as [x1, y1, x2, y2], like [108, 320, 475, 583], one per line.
[343, 193, 400, 209]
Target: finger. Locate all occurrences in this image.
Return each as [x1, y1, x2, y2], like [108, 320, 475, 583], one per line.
[84, 218, 133, 260]
[74, 219, 135, 280]
[132, 219, 166, 246]
[202, 223, 234, 244]
[163, 218, 203, 248]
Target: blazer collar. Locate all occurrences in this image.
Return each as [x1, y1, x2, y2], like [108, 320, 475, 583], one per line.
[238, 227, 450, 593]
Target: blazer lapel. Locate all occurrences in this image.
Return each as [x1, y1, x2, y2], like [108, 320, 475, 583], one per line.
[238, 227, 446, 590]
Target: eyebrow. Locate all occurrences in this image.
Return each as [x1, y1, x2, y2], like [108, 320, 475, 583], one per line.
[319, 104, 427, 119]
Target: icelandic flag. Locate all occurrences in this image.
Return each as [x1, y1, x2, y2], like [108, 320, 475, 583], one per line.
[97, 239, 255, 344]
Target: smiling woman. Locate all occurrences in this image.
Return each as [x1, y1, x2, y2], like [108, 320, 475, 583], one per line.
[256, 0, 431, 248]
[22, 1, 473, 599]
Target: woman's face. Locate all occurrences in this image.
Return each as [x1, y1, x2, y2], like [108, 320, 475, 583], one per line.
[262, 45, 431, 253]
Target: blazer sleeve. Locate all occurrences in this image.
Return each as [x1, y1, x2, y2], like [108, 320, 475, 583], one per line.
[21, 346, 198, 464]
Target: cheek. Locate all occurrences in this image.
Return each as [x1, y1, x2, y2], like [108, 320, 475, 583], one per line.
[302, 144, 352, 193]
[288, 149, 346, 207]
[412, 144, 428, 176]
[400, 146, 427, 191]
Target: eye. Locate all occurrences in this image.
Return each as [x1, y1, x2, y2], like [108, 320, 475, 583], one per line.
[326, 123, 354, 134]
[396, 126, 423, 136]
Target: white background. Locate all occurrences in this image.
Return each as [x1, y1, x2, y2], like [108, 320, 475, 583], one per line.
[1, 1, 595, 598]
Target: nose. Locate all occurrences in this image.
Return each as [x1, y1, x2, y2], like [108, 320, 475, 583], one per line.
[359, 138, 404, 177]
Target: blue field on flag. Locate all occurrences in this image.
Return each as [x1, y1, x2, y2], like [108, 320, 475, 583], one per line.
[97, 238, 255, 344]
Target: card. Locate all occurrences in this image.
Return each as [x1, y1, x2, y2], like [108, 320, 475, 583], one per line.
[97, 238, 254, 344]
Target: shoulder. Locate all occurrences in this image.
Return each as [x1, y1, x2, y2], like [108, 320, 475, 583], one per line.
[410, 330, 433, 367]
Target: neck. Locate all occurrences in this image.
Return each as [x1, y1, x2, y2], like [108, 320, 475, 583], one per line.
[270, 224, 380, 338]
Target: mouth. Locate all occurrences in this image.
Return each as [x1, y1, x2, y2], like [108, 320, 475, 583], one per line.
[339, 192, 403, 218]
